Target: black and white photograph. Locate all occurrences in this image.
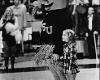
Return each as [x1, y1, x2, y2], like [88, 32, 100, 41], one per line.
[0, 0, 99, 80]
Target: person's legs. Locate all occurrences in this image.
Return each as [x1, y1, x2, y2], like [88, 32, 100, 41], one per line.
[87, 32, 96, 58]
[16, 44, 20, 56]
[10, 57, 15, 70]
[4, 57, 9, 71]
[16, 43, 24, 56]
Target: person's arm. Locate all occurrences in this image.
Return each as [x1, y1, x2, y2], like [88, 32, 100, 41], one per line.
[0, 18, 4, 28]
[72, 4, 77, 15]
[14, 17, 19, 30]
[23, 5, 27, 28]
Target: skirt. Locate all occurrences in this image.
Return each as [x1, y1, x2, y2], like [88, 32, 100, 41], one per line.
[3, 41, 17, 57]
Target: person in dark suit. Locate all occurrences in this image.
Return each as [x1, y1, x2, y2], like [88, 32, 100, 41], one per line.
[86, 7, 97, 58]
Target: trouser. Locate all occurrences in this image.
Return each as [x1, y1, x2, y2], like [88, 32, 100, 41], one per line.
[4, 57, 15, 70]
[87, 32, 96, 58]
[16, 44, 24, 56]
[32, 32, 40, 45]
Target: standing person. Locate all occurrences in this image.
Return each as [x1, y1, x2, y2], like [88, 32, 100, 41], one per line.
[40, 0, 73, 56]
[30, 0, 43, 45]
[40, 0, 54, 44]
[68, 0, 89, 37]
[0, 8, 19, 71]
[62, 29, 80, 80]
[9, 0, 27, 55]
[86, 7, 96, 58]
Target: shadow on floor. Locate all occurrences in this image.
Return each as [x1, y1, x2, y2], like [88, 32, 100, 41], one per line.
[0, 66, 49, 73]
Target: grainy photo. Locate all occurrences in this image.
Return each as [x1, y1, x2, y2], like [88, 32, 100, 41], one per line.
[0, 0, 99, 80]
